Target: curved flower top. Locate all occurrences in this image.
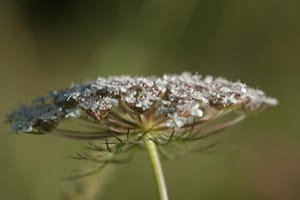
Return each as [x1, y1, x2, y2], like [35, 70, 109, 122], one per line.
[7, 73, 277, 143]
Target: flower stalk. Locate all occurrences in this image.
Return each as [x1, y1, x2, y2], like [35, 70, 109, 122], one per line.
[144, 135, 169, 200]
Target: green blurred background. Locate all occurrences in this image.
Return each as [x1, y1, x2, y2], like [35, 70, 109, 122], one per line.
[0, 0, 299, 199]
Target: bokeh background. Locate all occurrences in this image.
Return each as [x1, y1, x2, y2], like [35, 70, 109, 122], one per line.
[0, 0, 299, 200]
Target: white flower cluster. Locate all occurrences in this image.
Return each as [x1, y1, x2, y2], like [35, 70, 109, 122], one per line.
[7, 72, 277, 133]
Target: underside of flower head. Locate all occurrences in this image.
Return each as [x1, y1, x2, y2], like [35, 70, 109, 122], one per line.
[7, 72, 277, 145]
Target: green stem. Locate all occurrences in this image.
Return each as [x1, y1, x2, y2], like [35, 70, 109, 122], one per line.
[144, 137, 169, 200]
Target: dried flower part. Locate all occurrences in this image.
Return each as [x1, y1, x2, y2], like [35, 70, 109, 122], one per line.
[7, 73, 277, 143]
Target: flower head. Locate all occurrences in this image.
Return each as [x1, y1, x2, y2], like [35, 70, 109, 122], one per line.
[7, 73, 277, 144]
[7, 72, 278, 179]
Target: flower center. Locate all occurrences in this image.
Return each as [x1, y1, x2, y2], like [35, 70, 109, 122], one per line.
[140, 115, 155, 133]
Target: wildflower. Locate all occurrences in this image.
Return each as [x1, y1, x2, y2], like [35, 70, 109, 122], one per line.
[7, 72, 277, 200]
[7, 72, 277, 142]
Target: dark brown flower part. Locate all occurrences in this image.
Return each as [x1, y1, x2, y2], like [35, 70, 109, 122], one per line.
[7, 73, 277, 142]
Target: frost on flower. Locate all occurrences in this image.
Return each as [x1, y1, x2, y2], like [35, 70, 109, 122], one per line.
[7, 72, 277, 145]
[7, 73, 278, 178]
